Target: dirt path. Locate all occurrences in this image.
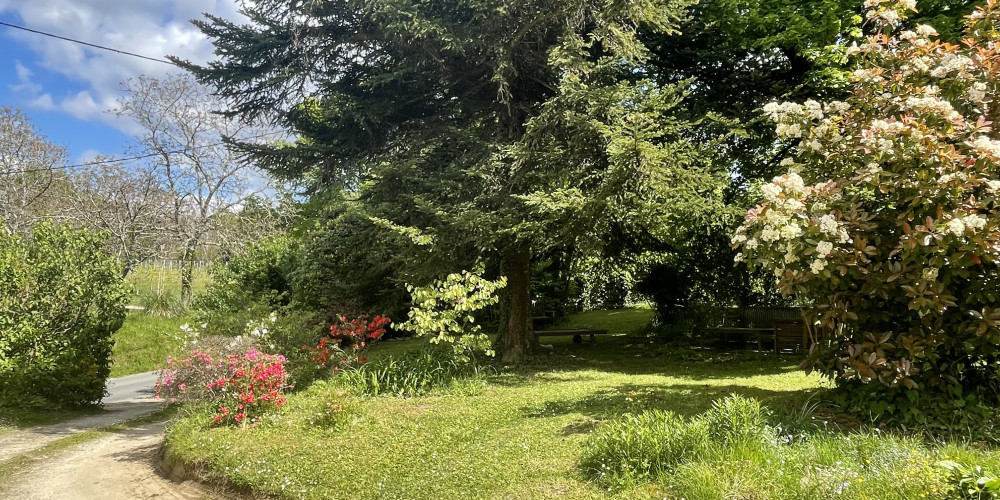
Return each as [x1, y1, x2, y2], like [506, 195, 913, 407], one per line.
[0, 373, 227, 500]
[0, 420, 218, 500]
[0, 401, 163, 463]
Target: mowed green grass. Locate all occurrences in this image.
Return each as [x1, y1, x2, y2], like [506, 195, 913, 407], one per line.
[164, 313, 827, 499]
[161, 309, 1000, 499]
[555, 306, 655, 335]
[110, 312, 189, 377]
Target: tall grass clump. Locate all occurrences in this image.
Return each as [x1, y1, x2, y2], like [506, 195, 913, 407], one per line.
[581, 410, 709, 490]
[583, 394, 974, 499]
[340, 349, 484, 397]
[701, 394, 776, 447]
[583, 394, 779, 491]
[138, 289, 186, 317]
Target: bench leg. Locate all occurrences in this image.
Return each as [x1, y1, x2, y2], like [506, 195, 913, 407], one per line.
[590, 332, 596, 344]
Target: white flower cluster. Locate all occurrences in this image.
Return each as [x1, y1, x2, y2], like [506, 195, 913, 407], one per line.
[763, 102, 803, 120]
[945, 214, 987, 236]
[852, 68, 884, 84]
[736, 172, 850, 276]
[804, 100, 824, 120]
[938, 172, 969, 185]
[776, 122, 803, 138]
[860, 119, 908, 155]
[968, 82, 989, 107]
[245, 311, 279, 349]
[863, 0, 916, 21]
[904, 95, 961, 122]
[176, 322, 209, 347]
[929, 53, 975, 79]
[971, 135, 1000, 159]
[915, 24, 937, 37]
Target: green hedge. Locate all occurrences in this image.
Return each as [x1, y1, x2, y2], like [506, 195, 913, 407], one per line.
[0, 221, 128, 407]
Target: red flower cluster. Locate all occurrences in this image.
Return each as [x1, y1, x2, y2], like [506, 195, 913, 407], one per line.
[304, 314, 390, 369]
[205, 349, 289, 426]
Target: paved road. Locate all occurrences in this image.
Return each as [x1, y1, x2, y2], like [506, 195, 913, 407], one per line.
[104, 371, 159, 404]
[0, 372, 162, 463]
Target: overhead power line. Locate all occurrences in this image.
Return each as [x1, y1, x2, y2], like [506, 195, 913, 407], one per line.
[2, 131, 287, 176]
[0, 21, 175, 65]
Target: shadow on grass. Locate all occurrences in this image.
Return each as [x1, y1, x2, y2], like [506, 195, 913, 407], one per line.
[495, 336, 804, 382]
[521, 382, 820, 422]
[0, 404, 106, 430]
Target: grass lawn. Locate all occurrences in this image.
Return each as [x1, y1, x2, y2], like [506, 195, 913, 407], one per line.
[110, 312, 189, 377]
[555, 306, 654, 335]
[162, 310, 1000, 499]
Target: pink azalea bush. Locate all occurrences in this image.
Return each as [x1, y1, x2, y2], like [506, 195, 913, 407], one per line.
[734, 0, 1000, 418]
[156, 339, 289, 426]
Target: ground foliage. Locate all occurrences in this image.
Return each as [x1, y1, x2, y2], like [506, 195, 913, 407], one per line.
[163, 328, 1000, 499]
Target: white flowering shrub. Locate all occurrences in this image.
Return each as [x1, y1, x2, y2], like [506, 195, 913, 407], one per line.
[736, 0, 1000, 408]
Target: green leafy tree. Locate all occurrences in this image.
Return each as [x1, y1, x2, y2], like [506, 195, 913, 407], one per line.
[177, 0, 719, 362]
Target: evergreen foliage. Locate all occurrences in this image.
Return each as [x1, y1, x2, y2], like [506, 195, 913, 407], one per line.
[178, 0, 721, 361]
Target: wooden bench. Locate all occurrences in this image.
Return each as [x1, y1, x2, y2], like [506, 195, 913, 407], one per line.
[535, 328, 608, 344]
[773, 318, 808, 353]
[701, 306, 804, 351]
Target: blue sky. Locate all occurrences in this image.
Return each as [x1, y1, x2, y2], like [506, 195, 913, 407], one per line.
[0, 0, 244, 164]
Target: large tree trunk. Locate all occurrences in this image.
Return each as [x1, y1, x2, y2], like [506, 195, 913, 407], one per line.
[501, 246, 534, 363]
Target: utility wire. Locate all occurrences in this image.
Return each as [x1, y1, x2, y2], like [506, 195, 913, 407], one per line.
[0, 21, 175, 65]
[2, 131, 287, 175]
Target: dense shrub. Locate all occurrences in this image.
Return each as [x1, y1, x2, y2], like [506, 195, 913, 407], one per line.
[398, 268, 506, 363]
[193, 235, 297, 326]
[290, 205, 410, 321]
[734, 0, 1000, 424]
[0, 221, 128, 407]
[305, 314, 389, 370]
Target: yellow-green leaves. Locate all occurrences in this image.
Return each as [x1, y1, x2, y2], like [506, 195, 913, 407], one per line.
[399, 267, 506, 363]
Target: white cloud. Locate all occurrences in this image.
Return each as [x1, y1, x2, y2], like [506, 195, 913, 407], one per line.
[75, 149, 101, 165]
[8, 60, 56, 110]
[0, 0, 246, 134]
[10, 61, 38, 92]
[28, 93, 56, 110]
